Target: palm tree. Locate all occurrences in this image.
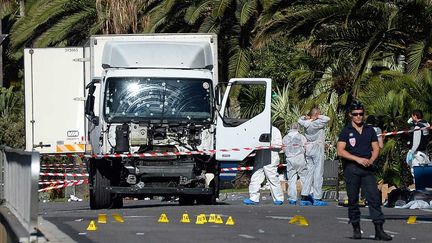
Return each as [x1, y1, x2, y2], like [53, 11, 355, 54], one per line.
[8, 0, 163, 59]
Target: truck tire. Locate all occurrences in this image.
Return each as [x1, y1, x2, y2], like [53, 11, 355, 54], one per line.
[89, 159, 122, 209]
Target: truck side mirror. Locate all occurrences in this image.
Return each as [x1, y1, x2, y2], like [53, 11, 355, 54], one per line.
[85, 78, 101, 125]
[215, 83, 226, 106]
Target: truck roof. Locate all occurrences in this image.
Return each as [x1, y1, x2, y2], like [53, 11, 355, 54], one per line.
[102, 41, 213, 70]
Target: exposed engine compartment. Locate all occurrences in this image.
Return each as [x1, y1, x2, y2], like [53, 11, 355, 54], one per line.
[102, 122, 216, 191]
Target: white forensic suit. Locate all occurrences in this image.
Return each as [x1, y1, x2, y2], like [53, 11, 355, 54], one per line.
[248, 126, 284, 203]
[298, 115, 330, 200]
[408, 119, 431, 177]
[282, 129, 307, 201]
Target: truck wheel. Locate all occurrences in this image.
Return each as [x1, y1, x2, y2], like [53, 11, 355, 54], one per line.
[89, 159, 122, 209]
[178, 195, 195, 206]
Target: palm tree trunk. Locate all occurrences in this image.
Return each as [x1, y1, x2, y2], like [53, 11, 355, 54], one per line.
[19, 0, 25, 17]
[0, 20, 3, 87]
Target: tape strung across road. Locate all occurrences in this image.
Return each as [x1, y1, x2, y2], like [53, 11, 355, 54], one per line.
[40, 172, 89, 177]
[38, 179, 88, 192]
[37, 125, 427, 191]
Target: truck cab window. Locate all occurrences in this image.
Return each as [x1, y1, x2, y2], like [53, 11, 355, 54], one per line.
[104, 77, 212, 123]
[223, 83, 266, 127]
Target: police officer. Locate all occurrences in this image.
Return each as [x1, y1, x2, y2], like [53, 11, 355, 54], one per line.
[337, 101, 392, 241]
[407, 110, 430, 176]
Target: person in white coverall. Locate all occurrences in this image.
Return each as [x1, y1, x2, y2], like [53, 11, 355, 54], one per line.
[298, 107, 330, 206]
[283, 122, 307, 205]
[406, 110, 430, 178]
[243, 126, 284, 205]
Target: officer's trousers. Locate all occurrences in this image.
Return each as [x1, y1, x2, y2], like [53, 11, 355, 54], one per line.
[344, 163, 385, 224]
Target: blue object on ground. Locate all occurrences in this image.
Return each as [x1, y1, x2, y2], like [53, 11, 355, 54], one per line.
[313, 199, 328, 206]
[273, 200, 283, 205]
[243, 198, 259, 205]
[288, 200, 297, 205]
[300, 200, 312, 206]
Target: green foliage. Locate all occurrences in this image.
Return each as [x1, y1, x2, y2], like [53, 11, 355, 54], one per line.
[0, 87, 24, 148]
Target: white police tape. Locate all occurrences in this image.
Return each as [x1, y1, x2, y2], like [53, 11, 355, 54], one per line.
[38, 179, 88, 192]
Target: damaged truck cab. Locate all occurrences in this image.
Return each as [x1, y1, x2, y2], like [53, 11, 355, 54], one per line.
[24, 34, 272, 209]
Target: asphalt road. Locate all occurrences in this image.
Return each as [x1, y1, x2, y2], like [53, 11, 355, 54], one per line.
[38, 193, 432, 243]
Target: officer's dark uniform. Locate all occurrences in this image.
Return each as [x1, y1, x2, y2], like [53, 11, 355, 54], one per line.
[338, 122, 385, 224]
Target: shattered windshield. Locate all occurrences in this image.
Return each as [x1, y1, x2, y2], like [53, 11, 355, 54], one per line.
[104, 77, 212, 123]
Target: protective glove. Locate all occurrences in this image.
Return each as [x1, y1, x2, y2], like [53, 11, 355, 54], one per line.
[406, 150, 414, 166]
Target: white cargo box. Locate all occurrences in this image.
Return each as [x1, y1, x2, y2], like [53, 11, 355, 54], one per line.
[24, 47, 86, 153]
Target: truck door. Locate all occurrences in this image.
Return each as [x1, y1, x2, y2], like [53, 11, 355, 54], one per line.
[216, 78, 272, 161]
[24, 48, 85, 153]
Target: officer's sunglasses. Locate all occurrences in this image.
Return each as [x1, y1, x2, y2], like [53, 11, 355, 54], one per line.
[351, 112, 364, 116]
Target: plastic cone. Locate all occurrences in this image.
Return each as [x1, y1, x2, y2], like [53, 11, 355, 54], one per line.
[225, 216, 235, 225]
[298, 216, 309, 226]
[407, 216, 417, 224]
[112, 214, 124, 223]
[200, 214, 207, 223]
[181, 213, 190, 223]
[87, 220, 97, 231]
[208, 214, 216, 223]
[98, 214, 107, 224]
[289, 215, 300, 224]
[158, 213, 169, 223]
[195, 215, 205, 225]
[215, 215, 223, 224]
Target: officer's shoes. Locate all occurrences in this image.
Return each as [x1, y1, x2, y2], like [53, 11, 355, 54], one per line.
[273, 200, 283, 205]
[243, 198, 259, 205]
[312, 199, 328, 206]
[288, 199, 297, 205]
[300, 200, 312, 206]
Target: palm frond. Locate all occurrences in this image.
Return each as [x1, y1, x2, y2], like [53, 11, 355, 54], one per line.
[184, 0, 212, 25]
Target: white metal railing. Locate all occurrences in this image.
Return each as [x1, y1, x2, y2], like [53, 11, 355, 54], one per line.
[0, 147, 39, 236]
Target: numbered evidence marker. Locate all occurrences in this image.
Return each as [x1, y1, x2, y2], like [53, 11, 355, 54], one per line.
[158, 213, 169, 223]
[208, 214, 216, 223]
[225, 216, 235, 226]
[87, 220, 97, 231]
[195, 215, 205, 225]
[181, 213, 191, 223]
[215, 215, 224, 224]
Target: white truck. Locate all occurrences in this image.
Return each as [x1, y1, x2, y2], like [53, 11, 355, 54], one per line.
[24, 34, 272, 209]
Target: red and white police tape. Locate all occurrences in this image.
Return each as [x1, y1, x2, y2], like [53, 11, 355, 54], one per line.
[38, 179, 88, 192]
[38, 179, 87, 185]
[39, 125, 425, 159]
[39, 172, 89, 177]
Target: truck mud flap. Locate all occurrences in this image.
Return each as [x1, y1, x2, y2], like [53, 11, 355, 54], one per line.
[108, 186, 213, 195]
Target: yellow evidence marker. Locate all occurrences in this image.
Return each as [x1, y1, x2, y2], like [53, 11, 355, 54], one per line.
[225, 216, 235, 225]
[208, 214, 216, 223]
[200, 214, 208, 223]
[407, 216, 417, 224]
[98, 214, 107, 224]
[112, 214, 124, 223]
[87, 220, 97, 231]
[158, 213, 169, 223]
[195, 215, 205, 225]
[215, 215, 224, 224]
[181, 213, 191, 223]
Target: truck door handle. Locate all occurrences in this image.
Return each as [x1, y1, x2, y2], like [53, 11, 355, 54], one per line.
[259, 133, 270, 142]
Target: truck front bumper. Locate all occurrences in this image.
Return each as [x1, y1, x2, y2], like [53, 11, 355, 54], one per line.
[108, 186, 213, 195]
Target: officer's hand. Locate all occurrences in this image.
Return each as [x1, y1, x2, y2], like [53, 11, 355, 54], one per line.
[356, 158, 369, 167]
